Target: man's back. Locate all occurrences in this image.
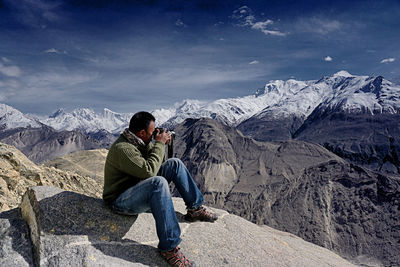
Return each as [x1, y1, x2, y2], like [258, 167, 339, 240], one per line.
[102, 134, 165, 204]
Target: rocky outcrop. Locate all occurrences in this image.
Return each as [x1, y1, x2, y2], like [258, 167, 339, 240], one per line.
[174, 118, 400, 266]
[293, 110, 400, 175]
[237, 113, 305, 141]
[238, 109, 400, 176]
[0, 142, 102, 212]
[7, 186, 354, 267]
[0, 208, 34, 267]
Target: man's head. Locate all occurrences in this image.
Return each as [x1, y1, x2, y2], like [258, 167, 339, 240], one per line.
[129, 111, 156, 144]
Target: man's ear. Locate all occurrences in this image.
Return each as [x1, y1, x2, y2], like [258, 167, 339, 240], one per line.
[136, 129, 146, 138]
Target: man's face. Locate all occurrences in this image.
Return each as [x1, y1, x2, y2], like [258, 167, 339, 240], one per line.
[140, 120, 156, 145]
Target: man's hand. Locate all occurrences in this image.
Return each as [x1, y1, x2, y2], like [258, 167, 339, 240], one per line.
[154, 128, 171, 144]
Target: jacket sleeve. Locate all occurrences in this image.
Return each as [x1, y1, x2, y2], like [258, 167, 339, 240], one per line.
[117, 141, 165, 179]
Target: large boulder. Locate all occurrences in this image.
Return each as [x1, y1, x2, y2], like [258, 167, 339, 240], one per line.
[0, 208, 34, 267]
[15, 186, 354, 267]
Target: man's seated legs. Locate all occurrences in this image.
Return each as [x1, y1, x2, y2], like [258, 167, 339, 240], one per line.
[157, 158, 204, 209]
[112, 176, 182, 251]
[157, 158, 218, 222]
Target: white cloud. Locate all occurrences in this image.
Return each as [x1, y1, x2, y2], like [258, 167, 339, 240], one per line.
[175, 19, 187, 27]
[381, 58, 395, 63]
[0, 62, 22, 77]
[144, 66, 267, 87]
[232, 6, 286, 37]
[324, 56, 333, 62]
[2, 57, 10, 63]
[44, 48, 67, 54]
[252, 20, 273, 30]
[249, 60, 259, 65]
[0, 79, 20, 100]
[7, 0, 63, 28]
[26, 72, 98, 88]
[297, 17, 342, 35]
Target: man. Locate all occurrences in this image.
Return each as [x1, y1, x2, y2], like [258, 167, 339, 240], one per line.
[103, 111, 217, 267]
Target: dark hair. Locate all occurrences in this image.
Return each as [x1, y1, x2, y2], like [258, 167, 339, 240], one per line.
[129, 111, 155, 133]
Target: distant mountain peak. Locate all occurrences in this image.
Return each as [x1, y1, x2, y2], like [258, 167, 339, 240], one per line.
[50, 108, 66, 118]
[333, 70, 353, 77]
[0, 104, 40, 130]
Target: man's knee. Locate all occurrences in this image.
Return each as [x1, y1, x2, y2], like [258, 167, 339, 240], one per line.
[151, 176, 169, 189]
[165, 158, 183, 168]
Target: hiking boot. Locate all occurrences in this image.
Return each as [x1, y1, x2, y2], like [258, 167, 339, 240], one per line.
[184, 206, 218, 222]
[160, 246, 195, 267]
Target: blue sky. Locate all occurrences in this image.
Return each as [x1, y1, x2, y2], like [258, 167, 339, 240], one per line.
[0, 0, 399, 115]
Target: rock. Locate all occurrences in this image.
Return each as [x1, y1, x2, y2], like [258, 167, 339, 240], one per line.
[0, 208, 34, 266]
[0, 142, 102, 212]
[16, 186, 355, 267]
[294, 111, 400, 176]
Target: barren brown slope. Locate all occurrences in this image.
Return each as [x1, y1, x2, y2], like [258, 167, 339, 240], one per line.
[44, 149, 108, 184]
[0, 143, 102, 212]
[173, 118, 400, 267]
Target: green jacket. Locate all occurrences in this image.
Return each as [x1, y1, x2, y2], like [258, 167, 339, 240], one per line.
[102, 134, 165, 204]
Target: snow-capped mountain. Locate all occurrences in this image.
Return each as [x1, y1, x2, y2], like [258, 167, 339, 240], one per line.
[152, 70, 400, 129]
[2, 70, 399, 135]
[250, 70, 400, 122]
[39, 108, 133, 134]
[0, 104, 41, 130]
[319, 72, 400, 114]
[152, 78, 315, 128]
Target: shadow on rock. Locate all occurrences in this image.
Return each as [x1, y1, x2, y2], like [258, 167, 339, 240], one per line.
[35, 190, 168, 266]
[0, 208, 35, 266]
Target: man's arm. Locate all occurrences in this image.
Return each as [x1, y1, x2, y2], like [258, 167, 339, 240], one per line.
[117, 141, 165, 179]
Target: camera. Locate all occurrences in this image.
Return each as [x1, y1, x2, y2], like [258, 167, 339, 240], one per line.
[152, 128, 176, 159]
[152, 128, 175, 138]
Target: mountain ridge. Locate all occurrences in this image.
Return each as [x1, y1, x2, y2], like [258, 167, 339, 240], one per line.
[3, 70, 398, 135]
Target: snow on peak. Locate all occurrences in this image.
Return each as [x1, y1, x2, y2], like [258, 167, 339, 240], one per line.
[151, 72, 400, 128]
[4, 72, 399, 134]
[333, 70, 353, 77]
[0, 103, 41, 130]
[40, 107, 132, 133]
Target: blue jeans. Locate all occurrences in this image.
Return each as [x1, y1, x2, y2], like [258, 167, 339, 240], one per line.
[112, 158, 204, 251]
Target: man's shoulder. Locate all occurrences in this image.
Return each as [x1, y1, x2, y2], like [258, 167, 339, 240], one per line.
[112, 135, 139, 151]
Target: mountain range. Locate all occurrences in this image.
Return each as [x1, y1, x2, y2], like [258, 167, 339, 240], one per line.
[2, 71, 399, 134]
[1, 71, 398, 135]
[15, 118, 400, 266]
[1, 70, 399, 174]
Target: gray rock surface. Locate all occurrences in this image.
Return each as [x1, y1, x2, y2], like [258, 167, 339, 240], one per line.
[15, 186, 355, 267]
[293, 110, 400, 176]
[237, 113, 305, 141]
[174, 118, 400, 267]
[0, 208, 34, 266]
[238, 109, 400, 176]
